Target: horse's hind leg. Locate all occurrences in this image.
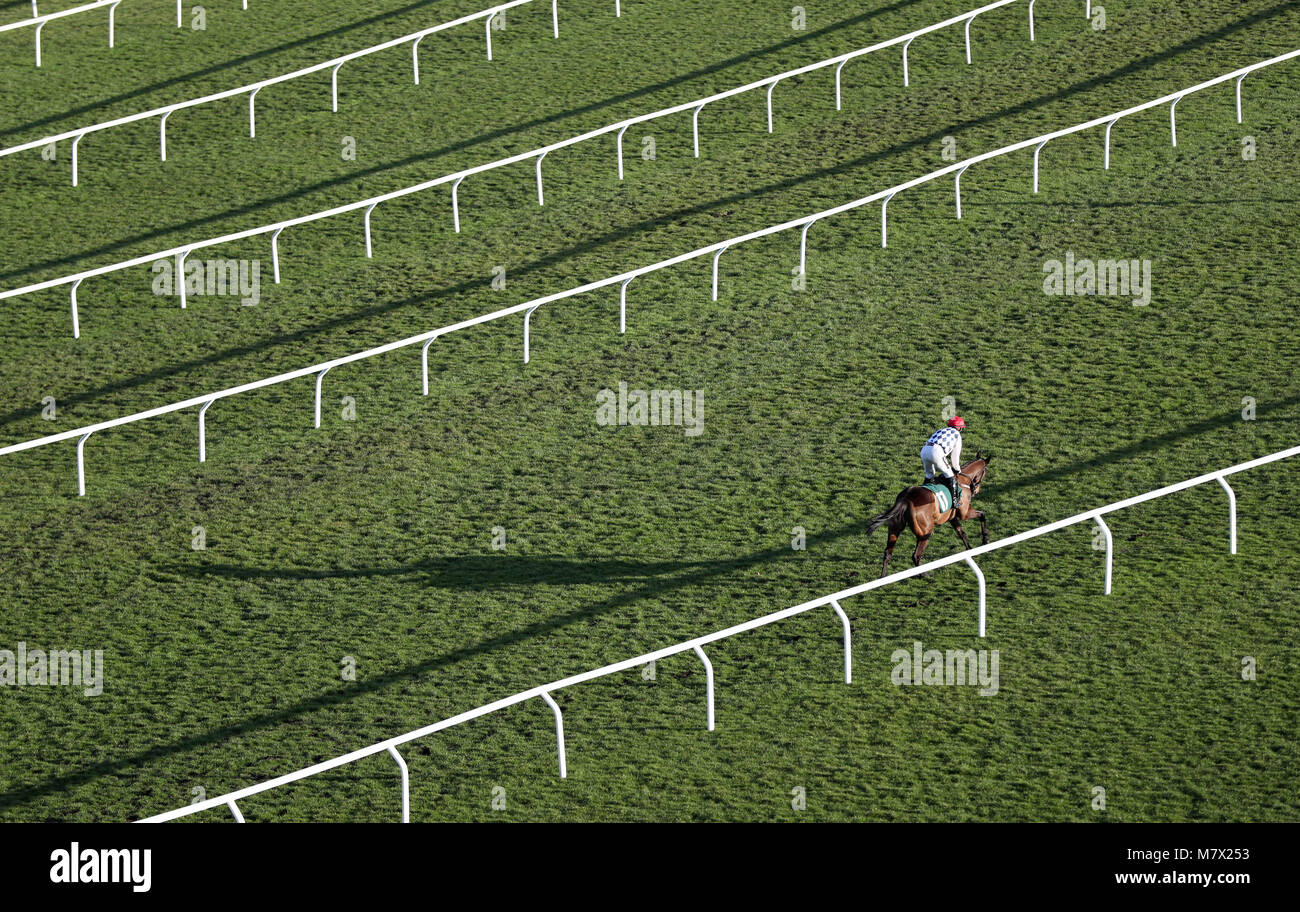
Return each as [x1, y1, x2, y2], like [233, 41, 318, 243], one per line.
[881, 531, 900, 578]
[912, 534, 932, 567]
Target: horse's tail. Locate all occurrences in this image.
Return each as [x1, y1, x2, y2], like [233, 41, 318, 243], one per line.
[866, 490, 911, 536]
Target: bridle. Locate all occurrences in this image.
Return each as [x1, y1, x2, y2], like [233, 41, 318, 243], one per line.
[959, 462, 987, 497]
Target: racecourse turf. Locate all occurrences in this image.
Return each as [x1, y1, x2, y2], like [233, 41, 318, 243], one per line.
[0, 0, 1297, 821]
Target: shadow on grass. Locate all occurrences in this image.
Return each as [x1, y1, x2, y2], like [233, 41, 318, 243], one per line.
[0, 529, 856, 815]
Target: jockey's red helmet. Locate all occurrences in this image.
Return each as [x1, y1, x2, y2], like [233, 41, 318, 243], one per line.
[947, 416, 966, 429]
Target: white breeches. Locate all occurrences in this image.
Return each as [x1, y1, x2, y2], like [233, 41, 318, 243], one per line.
[920, 444, 954, 480]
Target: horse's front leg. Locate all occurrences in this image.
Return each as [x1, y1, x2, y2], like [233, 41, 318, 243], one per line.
[951, 519, 973, 550]
[968, 509, 988, 545]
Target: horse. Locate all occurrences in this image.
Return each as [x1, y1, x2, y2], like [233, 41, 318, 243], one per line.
[865, 453, 991, 577]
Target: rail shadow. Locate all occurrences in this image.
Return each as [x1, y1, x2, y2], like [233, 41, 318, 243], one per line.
[0, 0, 926, 281]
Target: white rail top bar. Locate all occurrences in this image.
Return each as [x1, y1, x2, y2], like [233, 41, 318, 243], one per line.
[0, 0, 115, 35]
[0, 50, 1294, 462]
[138, 441, 1299, 822]
[0, 0, 1039, 313]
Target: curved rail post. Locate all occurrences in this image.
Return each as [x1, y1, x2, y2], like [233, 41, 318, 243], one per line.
[798, 216, 820, 278]
[711, 245, 730, 301]
[69, 277, 83, 339]
[1217, 475, 1237, 554]
[618, 277, 632, 334]
[34, 20, 44, 67]
[420, 336, 436, 395]
[227, 799, 245, 822]
[964, 13, 978, 65]
[1032, 138, 1048, 193]
[1103, 117, 1118, 170]
[834, 59, 848, 110]
[412, 34, 426, 85]
[198, 400, 214, 463]
[1169, 94, 1183, 147]
[248, 86, 262, 138]
[159, 110, 172, 161]
[692, 645, 715, 731]
[270, 226, 285, 283]
[954, 163, 971, 219]
[176, 249, 192, 309]
[691, 103, 705, 158]
[829, 599, 852, 684]
[522, 303, 542, 363]
[616, 0, 621, 16]
[314, 367, 331, 428]
[70, 132, 84, 186]
[1028, 0, 1037, 41]
[765, 79, 781, 134]
[76, 432, 92, 497]
[1235, 73, 1247, 123]
[108, 0, 121, 47]
[535, 151, 547, 206]
[1093, 514, 1113, 595]
[964, 554, 987, 637]
[901, 36, 915, 86]
[880, 191, 897, 248]
[485, 15, 493, 61]
[551, 0, 559, 38]
[363, 202, 378, 258]
[387, 745, 410, 823]
[539, 692, 567, 778]
[450, 175, 466, 233]
[1085, 0, 1091, 18]
[615, 124, 629, 179]
[176, 0, 182, 28]
[331, 62, 343, 113]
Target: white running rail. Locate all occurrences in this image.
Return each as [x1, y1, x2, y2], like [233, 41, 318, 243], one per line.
[0, 0, 620, 185]
[138, 443, 1289, 822]
[1, 0, 121, 67]
[1, 0, 1072, 338]
[1, 52, 1295, 495]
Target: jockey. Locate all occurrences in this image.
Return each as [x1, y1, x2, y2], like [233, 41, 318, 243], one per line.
[921, 416, 965, 509]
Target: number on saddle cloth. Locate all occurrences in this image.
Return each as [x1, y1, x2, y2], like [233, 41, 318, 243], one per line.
[921, 482, 953, 513]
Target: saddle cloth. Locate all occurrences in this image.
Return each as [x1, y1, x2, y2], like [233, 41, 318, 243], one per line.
[921, 482, 954, 512]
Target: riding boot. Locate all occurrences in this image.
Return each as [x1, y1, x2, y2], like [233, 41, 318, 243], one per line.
[947, 476, 962, 510]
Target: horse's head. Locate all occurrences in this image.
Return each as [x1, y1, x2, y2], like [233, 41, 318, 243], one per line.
[962, 450, 991, 497]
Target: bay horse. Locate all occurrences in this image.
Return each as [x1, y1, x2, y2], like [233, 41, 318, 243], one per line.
[866, 453, 991, 577]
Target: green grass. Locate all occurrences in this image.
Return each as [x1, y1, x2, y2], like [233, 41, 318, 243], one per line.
[0, 0, 1298, 821]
